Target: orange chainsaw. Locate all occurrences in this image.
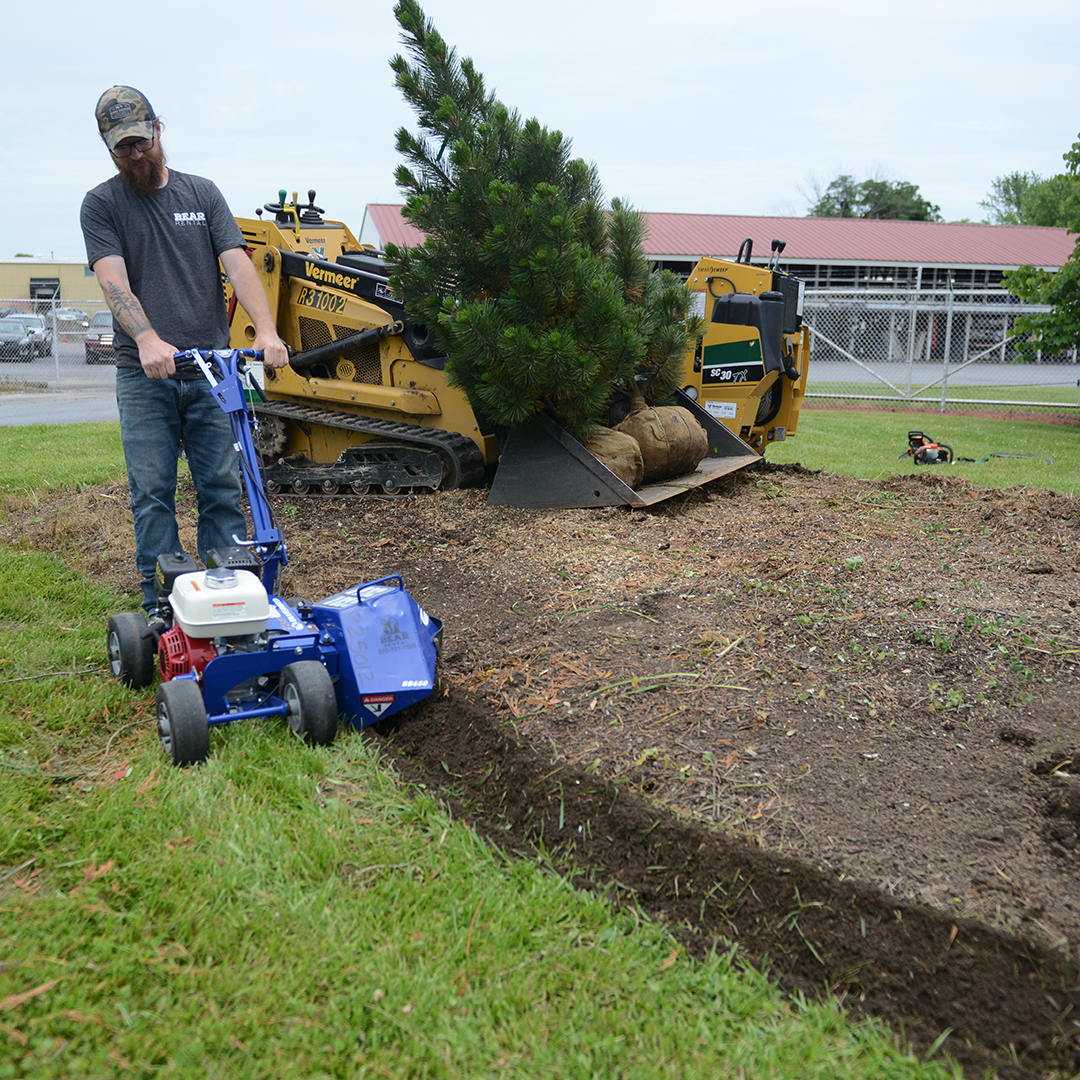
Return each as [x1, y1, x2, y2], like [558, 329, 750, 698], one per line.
[901, 430, 954, 465]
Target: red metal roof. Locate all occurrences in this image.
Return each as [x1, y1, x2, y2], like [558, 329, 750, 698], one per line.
[365, 204, 426, 250]
[364, 203, 1076, 271]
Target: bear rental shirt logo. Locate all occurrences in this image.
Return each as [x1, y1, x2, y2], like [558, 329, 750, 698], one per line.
[174, 212, 207, 226]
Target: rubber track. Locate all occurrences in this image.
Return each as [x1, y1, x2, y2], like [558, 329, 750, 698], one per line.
[253, 401, 487, 489]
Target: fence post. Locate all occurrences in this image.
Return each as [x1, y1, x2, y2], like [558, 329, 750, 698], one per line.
[905, 289, 918, 397]
[50, 304, 62, 389]
[939, 289, 955, 412]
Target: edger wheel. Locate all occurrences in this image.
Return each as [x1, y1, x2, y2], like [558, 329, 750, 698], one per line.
[156, 680, 210, 767]
[107, 612, 156, 689]
[281, 662, 338, 747]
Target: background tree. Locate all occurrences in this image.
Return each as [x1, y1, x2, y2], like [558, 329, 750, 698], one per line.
[805, 173, 941, 221]
[1004, 135, 1080, 356]
[980, 170, 1080, 227]
[385, 0, 699, 442]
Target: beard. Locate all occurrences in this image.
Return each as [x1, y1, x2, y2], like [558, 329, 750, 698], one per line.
[117, 143, 168, 196]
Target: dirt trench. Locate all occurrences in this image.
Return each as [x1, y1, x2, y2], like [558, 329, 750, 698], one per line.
[369, 690, 1080, 1080]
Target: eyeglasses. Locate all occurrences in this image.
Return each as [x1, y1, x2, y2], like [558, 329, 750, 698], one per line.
[111, 137, 155, 159]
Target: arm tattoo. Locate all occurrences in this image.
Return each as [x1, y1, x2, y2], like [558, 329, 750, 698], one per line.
[105, 281, 153, 339]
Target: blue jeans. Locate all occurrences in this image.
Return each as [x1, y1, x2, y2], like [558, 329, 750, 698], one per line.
[116, 367, 247, 611]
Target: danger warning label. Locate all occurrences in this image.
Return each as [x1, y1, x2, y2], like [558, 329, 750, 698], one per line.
[362, 693, 395, 718]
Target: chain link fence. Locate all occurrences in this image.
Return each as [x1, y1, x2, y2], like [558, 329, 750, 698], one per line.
[0, 298, 113, 391]
[802, 289, 1078, 415]
[4, 288, 1079, 418]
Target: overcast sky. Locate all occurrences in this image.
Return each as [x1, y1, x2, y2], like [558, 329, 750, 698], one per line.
[5, 0, 1079, 262]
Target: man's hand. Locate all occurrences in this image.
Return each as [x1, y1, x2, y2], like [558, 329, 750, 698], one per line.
[254, 332, 289, 370]
[136, 331, 179, 379]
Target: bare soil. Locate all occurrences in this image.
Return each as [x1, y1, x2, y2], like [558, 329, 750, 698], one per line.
[8, 461, 1080, 1079]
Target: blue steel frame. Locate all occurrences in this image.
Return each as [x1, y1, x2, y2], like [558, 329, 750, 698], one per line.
[166, 350, 440, 731]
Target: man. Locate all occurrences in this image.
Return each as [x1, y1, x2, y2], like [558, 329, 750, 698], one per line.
[80, 86, 289, 613]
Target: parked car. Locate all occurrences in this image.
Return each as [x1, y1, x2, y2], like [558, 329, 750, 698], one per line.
[85, 310, 116, 363]
[6, 314, 52, 357]
[53, 307, 90, 329]
[0, 317, 34, 361]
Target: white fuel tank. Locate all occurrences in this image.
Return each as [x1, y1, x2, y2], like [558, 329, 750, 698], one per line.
[169, 567, 269, 638]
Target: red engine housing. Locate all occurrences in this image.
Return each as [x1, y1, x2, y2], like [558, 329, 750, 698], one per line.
[159, 626, 218, 682]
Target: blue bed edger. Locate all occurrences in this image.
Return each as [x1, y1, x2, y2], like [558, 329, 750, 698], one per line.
[105, 349, 441, 766]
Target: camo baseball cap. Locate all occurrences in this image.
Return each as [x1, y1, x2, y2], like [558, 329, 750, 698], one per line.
[95, 86, 156, 151]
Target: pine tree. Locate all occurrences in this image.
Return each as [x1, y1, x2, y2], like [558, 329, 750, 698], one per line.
[605, 199, 701, 409]
[385, 0, 700, 442]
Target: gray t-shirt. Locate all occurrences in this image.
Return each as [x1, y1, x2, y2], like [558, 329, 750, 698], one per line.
[80, 169, 245, 371]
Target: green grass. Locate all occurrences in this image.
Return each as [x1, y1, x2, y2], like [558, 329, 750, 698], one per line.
[0, 420, 976, 1079]
[772, 408, 1080, 495]
[0, 550, 137, 752]
[0, 422, 125, 492]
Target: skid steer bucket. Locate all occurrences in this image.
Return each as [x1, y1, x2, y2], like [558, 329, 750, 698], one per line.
[487, 391, 761, 509]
